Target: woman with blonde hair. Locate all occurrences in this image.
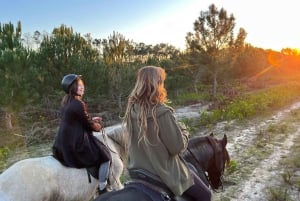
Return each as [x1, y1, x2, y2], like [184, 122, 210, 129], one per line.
[123, 66, 211, 201]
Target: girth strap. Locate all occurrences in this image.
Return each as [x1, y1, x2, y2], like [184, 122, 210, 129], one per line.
[86, 169, 92, 183]
[86, 166, 100, 183]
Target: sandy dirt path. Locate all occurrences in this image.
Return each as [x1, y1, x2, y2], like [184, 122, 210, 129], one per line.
[184, 102, 300, 201]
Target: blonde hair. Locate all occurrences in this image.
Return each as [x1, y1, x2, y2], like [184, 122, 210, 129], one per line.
[123, 66, 167, 145]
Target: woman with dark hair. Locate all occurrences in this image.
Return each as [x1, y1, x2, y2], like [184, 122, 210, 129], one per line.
[123, 66, 211, 201]
[52, 74, 111, 193]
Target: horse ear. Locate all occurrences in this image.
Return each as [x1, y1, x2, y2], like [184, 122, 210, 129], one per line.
[210, 132, 214, 137]
[222, 134, 227, 147]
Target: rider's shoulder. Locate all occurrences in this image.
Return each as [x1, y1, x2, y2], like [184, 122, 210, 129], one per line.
[156, 104, 174, 116]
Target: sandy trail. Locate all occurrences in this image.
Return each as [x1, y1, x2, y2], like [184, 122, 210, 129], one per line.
[174, 102, 300, 200]
[194, 102, 300, 201]
[231, 128, 300, 201]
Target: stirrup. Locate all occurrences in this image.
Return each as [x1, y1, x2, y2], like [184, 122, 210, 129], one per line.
[97, 187, 108, 194]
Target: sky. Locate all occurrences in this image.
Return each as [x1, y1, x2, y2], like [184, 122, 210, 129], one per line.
[1, 0, 300, 51]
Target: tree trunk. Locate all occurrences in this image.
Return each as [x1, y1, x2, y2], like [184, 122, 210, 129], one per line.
[212, 73, 218, 101]
[117, 94, 123, 115]
[5, 112, 13, 129]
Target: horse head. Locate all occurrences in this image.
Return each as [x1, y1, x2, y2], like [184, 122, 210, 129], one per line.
[206, 133, 230, 190]
[183, 133, 230, 191]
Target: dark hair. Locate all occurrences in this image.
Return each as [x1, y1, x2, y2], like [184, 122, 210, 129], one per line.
[61, 77, 83, 107]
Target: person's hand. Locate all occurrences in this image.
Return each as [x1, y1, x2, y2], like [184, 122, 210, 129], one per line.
[178, 121, 189, 140]
[93, 117, 104, 128]
[92, 116, 102, 123]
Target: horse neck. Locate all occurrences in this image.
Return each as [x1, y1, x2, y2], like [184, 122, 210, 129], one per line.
[184, 137, 214, 172]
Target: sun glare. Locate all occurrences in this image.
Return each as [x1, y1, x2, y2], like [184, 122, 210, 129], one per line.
[294, 48, 300, 56]
[268, 51, 283, 67]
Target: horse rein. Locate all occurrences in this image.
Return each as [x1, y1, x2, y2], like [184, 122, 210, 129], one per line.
[186, 147, 211, 188]
[99, 127, 118, 155]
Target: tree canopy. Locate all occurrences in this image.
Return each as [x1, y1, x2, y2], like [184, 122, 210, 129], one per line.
[186, 4, 247, 99]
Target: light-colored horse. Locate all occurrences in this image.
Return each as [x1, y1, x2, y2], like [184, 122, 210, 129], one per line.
[0, 125, 125, 201]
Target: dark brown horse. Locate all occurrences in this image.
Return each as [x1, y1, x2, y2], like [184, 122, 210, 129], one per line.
[95, 133, 230, 201]
[182, 133, 230, 191]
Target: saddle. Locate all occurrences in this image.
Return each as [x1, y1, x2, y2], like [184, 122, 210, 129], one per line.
[86, 165, 99, 181]
[128, 169, 192, 201]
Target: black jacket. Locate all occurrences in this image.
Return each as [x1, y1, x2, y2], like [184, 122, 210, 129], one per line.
[52, 97, 111, 168]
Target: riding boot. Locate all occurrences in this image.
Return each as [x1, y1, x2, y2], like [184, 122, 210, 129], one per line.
[98, 160, 111, 192]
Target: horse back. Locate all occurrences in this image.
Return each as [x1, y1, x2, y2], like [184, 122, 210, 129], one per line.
[95, 186, 152, 201]
[94, 181, 192, 201]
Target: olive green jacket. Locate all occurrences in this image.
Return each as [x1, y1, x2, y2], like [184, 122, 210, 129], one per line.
[127, 104, 194, 195]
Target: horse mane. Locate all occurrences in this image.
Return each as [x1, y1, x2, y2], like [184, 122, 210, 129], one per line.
[106, 125, 126, 145]
[106, 125, 128, 163]
[187, 135, 209, 148]
[186, 135, 213, 159]
[224, 146, 230, 165]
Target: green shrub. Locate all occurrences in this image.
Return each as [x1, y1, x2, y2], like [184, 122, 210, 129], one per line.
[226, 160, 238, 174]
[0, 146, 10, 173]
[267, 187, 292, 201]
[198, 83, 300, 127]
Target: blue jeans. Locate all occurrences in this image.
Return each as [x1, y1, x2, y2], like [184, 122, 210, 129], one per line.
[182, 170, 212, 201]
[98, 160, 110, 190]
